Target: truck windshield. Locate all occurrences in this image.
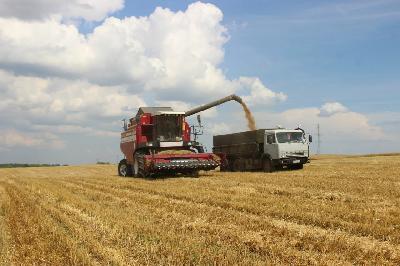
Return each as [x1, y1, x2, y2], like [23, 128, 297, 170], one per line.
[276, 132, 304, 143]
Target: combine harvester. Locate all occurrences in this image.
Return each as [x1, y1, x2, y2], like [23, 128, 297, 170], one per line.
[118, 95, 244, 177]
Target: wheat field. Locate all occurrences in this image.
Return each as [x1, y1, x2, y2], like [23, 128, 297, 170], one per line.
[0, 154, 399, 265]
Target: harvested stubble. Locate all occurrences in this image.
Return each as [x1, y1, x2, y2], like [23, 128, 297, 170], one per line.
[0, 154, 400, 265]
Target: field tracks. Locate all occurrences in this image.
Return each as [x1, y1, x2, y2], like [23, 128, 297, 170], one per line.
[0, 155, 399, 264]
[22, 175, 400, 264]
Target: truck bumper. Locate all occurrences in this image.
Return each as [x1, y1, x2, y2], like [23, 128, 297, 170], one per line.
[277, 156, 308, 165]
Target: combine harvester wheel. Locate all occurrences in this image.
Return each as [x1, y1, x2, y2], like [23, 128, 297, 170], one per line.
[118, 159, 132, 177]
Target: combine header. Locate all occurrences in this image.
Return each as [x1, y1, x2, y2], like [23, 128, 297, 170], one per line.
[118, 95, 242, 177]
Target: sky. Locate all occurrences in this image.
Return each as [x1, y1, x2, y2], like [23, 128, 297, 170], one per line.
[0, 0, 399, 164]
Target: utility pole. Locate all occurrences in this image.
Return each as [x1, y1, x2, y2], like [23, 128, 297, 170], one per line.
[317, 123, 321, 155]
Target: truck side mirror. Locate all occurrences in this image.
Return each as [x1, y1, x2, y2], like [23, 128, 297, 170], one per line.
[309, 135, 312, 143]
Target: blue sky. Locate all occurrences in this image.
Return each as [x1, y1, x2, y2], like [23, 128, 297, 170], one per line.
[0, 0, 399, 163]
[113, 0, 400, 113]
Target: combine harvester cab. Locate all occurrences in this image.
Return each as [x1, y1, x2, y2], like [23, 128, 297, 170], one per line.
[119, 107, 220, 177]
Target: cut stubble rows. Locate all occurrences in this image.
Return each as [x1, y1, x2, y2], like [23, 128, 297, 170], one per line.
[0, 155, 400, 265]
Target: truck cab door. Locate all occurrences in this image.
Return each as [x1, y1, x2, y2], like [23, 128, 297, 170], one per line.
[264, 133, 279, 159]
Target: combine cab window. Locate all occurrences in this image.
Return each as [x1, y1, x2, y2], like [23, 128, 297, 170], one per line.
[276, 132, 304, 143]
[156, 115, 183, 142]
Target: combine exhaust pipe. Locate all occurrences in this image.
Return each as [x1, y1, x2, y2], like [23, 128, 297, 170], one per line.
[185, 94, 243, 117]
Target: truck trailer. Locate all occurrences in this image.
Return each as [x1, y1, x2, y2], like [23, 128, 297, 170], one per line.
[213, 128, 311, 172]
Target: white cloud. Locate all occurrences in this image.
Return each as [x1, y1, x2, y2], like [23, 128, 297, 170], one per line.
[32, 125, 119, 137]
[184, 101, 396, 155]
[238, 77, 287, 106]
[2, 2, 289, 157]
[198, 107, 218, 118]
[0, 129, 64, 149]
[0, 2, 285, 104]
[154, 100, 218, 119]
[366, 111, 400, 142]
[249, 102, 386, 153]
[7, 2, 386, 160]
[0, 0, 124, 22]
[209, 122, 231, 135]
[154, 100, 192, 112]
[0, 1, 286, 155]
[0, 129, 41, 147]
[319, 102, 348, 117]
[0, 70, 145, 131]
[0, 71, 146, 117]
[367, 111, 400, 128]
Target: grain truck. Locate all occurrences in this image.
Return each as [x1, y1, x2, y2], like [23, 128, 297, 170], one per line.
[213, 128, 312, 172]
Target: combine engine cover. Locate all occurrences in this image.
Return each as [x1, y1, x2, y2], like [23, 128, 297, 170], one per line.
[118, 107, 220, 177]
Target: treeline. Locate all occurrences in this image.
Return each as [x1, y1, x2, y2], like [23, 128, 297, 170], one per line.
[96, 161, 111, 165]
[0, 163, 67, 168]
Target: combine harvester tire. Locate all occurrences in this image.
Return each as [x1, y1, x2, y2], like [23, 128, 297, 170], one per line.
[118, 159, 132, 177]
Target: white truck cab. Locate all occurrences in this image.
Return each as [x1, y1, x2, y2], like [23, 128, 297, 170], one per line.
[265, 128, 311, 169]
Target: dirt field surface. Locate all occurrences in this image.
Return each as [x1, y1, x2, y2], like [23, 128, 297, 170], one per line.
[1, 154, 400, 265]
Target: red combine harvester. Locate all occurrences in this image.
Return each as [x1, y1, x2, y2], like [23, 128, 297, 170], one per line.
[118, 95, 242, 177]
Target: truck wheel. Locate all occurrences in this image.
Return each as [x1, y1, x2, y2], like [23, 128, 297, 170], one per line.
[262, 158, 274, 173]
[118, 159, 132, 177]
[290, 164, 303, 170]
[219, 159, 229, 172]
[227, 159, 235, 172]
[233, 159, 242, 172]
